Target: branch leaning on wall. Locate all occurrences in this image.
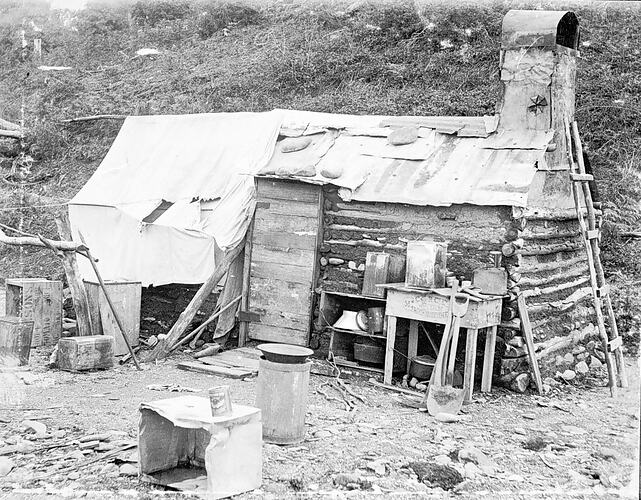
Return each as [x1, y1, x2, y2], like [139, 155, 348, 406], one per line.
[142, 242, 245, 362]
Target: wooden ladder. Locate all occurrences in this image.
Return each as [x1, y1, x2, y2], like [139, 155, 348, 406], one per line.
[564, 118, 628, 396]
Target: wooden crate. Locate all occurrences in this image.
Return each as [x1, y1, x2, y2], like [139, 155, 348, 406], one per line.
[405, 241, 447, 289]
[84, 280, 141, 356]
[57, 335, 113, 371]
[0, 316, 34, 366]
[6, 279, 62, 347]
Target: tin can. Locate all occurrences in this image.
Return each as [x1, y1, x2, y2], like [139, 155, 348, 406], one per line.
[209, 385, 232, 416]
[367, 307, 385, 335]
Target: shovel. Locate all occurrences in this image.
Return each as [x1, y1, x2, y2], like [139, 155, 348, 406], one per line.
[426, 288, 470, 416]
[424, 281, 457, 410]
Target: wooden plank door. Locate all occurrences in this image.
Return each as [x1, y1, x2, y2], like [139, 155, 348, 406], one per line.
[248, 179, 322, 346]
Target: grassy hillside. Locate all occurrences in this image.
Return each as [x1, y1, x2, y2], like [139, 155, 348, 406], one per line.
[0, 0, 639, 340]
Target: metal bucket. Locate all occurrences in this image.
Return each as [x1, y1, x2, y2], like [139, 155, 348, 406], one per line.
[367, 307, 385, 335]
[256, 357, 311, 445]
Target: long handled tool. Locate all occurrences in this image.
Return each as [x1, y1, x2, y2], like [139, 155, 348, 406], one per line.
[425, 281, 456, 412]
[427, 285, 470, 416]
[445, 294, 469, 386]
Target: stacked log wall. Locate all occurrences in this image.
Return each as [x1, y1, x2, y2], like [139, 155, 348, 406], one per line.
[311, 186, 599, 385]
[499, 209, 599, 385]
[317, 186, 513, 295]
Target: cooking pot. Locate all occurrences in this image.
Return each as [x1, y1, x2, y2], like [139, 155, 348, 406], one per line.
[409, 355, 435, 380]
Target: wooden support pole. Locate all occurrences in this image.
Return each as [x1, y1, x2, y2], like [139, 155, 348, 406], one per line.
[481, 325, 497, 393]
[54, 215, 93, 337]
[463, 328, 478, 403]
[143, 242, 244, 361]
[238, 220, 254, 347]
[516, 293, 544, 395]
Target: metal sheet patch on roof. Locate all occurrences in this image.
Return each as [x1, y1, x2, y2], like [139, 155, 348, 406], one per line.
[481, 129, 555, 150]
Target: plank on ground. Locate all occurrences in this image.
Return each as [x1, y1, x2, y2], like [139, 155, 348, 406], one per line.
[199, 351, 260, 371]
[233, 347, 261, 359]
[176, 361, 255, 379]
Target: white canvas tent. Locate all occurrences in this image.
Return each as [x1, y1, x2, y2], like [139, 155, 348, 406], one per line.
[69, 111, 282, 286]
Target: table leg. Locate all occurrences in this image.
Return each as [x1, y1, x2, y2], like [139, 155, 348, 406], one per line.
[384, 316, 397, 385]
[481, 325, 498, 393]
[463, 328, 479, 403]
[407, 320, 419, 374]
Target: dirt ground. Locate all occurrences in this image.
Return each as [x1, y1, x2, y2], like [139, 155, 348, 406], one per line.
[0, 346, 639, 500]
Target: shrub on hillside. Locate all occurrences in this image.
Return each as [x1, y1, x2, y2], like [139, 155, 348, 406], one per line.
[132, 0, 192, 27]
[196, 2, 262, 39]
[76, 5, 129, 38]
[75, 3, 130, 57]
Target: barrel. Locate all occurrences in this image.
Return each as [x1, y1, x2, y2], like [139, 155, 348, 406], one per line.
[255, 357, 311, 445]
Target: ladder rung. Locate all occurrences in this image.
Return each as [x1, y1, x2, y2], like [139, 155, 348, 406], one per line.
[586, 229, 600, 240]
[570, 173, 594, 182]
[608, 336, 623, 352]
[597, 284, 610, 298]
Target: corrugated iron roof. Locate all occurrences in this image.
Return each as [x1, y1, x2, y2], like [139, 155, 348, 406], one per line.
[261, 112, 557, 208]
[277, 109, 499, 138]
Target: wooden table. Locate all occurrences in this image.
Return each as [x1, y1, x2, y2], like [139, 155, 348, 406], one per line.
[381, 284, 502, 402]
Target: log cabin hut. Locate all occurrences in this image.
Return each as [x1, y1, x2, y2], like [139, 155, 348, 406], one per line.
[243, 10, 597, 384]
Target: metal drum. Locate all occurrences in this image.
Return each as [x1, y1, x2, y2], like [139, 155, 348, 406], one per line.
[255, 344, 313, 445]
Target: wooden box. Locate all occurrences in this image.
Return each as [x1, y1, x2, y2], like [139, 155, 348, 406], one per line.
[57, 335, 113, 371]
[139, 396, 262, 497]
[405, 241, 447, 289]
[473, 268, 508, 296]
[6, 278, 62, 347]
[84, 280, 141, 356]
[0, 316, 34, 366]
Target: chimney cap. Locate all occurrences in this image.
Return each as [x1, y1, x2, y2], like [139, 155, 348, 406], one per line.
[502, 10, 579, 50]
